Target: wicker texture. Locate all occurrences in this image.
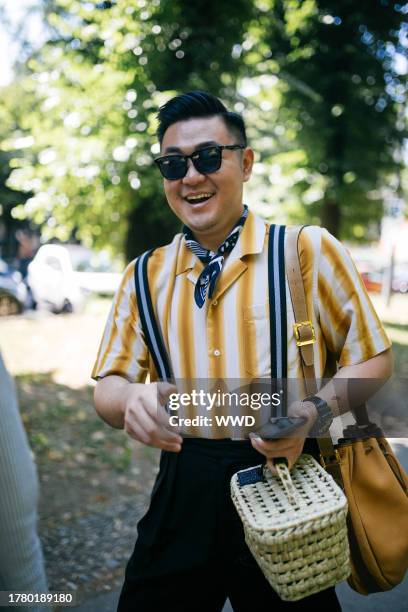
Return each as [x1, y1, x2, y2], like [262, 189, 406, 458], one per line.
[231, 454, 351, 601]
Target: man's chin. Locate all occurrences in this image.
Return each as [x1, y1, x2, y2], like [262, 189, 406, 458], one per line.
[186, 220, 217, 235]
[183, 211, 217, 233]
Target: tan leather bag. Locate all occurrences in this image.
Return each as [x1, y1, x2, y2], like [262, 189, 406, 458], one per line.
[286, 225, 408, 595]
[336, 436, 408, 593]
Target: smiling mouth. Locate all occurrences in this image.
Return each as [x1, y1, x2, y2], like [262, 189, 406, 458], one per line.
[184, 193, 215, 205]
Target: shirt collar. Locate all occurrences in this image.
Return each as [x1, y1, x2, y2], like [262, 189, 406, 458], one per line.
[175, 209, 266, 276]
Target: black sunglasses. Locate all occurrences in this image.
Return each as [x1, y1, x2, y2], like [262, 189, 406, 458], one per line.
[154, 144, 245, 180]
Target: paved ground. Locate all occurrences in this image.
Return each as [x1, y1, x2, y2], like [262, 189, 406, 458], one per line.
[70, 440, 408, 612]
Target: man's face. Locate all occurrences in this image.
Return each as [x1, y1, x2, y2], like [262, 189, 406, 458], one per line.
[159, 116, 254, 249]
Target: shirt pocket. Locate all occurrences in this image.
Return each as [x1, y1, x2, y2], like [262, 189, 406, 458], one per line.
[243, 303, 270, 378]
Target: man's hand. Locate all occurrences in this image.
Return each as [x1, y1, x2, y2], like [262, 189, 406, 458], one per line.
[250, 400, 318, 475]
[122, 382, 183, 452]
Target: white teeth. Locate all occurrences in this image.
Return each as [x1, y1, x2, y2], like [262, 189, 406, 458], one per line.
[186, 193, 213, 201]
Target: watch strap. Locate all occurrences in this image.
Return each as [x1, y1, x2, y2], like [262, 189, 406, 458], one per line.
[304, 394, 333, 435]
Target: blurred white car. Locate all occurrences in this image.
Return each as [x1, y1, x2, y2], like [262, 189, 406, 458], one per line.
[68, 245, 123, 295]
[28, 244, 122, 313]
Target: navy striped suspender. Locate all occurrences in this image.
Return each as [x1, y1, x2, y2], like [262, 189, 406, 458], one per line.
[133, 250, 172, 382]
[133, 225, 287, 388]
[268, 224, 287, 416]
[268, 224, 287, 381]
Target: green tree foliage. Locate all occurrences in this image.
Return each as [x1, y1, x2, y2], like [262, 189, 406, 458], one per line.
[2, 0, 407, 258]
[0, 90, 33, 260]
[4, 0, 253, 260]
[244, 0, 407, 237]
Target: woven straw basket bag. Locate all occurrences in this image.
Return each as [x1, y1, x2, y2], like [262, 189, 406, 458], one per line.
[231, 454, 351, 601]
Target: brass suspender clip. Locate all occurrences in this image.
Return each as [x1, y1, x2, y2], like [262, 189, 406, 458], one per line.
[293, 321, 316, 347]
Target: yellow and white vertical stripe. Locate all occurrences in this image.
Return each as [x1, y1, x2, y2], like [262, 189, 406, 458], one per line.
[92, 211, 391, 437]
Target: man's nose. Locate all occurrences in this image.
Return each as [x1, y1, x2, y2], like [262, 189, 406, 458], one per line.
[182, 159, 206, 184]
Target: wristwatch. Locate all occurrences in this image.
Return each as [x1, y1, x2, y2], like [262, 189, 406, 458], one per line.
[303, 395, 333, 437]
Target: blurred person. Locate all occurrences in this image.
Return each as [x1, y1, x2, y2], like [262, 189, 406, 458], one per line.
[0, 351, 48, 610]
[92, 91, 393, 611]
[14, 230, 37, 280]
[14, 230, 38, 310]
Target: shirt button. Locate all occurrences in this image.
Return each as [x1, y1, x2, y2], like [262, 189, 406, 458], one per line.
[213, 349, 221, 357]
[212, 300, 218, 306]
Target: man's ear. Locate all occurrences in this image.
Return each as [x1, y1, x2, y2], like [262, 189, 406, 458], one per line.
[242, 147, 254, 182]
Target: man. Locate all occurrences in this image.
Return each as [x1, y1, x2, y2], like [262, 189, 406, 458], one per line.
[92, 91, 393, 611]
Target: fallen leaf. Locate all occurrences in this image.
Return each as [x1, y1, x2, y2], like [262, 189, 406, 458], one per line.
[91, 494, 108, 503]
[74, 452, 87, 463]
[47, 449, 64, 461]
[91, 430, 106, 442]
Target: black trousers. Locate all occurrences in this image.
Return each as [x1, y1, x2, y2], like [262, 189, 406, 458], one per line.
[118, 438, 342, 612]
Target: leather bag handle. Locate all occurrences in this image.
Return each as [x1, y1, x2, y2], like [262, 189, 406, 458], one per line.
[286, 226, 374, 429]
[285, 226, 342, 473]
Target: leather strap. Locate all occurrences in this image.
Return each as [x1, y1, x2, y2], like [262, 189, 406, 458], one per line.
[285, 227, 316, 395]
[285, 226, 343, 482]
[286, 227, 375, 430]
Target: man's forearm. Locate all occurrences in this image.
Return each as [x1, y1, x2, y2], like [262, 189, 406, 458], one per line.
[94, 375, 142, 429]
[315, 348, 394, 418]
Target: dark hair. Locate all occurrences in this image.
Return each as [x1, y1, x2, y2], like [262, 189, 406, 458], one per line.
[156, 91, 247, 146]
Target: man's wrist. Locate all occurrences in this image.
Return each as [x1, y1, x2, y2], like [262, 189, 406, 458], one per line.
[303, 395, 334, 436]
[121, 382, 143, 414]
[301, 400, 318, 419]
[299, 400, 319, 430]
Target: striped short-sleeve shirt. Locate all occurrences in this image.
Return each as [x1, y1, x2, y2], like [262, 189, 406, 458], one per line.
[92, 210, 391, 437]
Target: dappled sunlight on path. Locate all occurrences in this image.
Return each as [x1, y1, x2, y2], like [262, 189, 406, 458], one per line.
[0, 298, 111, 388]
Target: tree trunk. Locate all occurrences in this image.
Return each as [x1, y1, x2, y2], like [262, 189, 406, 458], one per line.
[320, 198, 341, 238]
[124, 202, 181, 263]
[1, 204, 16, 261]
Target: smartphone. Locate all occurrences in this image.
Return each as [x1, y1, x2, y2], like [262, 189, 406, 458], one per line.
[252, 416, 307, 440]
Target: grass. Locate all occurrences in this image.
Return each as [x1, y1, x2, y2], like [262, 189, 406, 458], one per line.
[17, 375, 135, 475]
